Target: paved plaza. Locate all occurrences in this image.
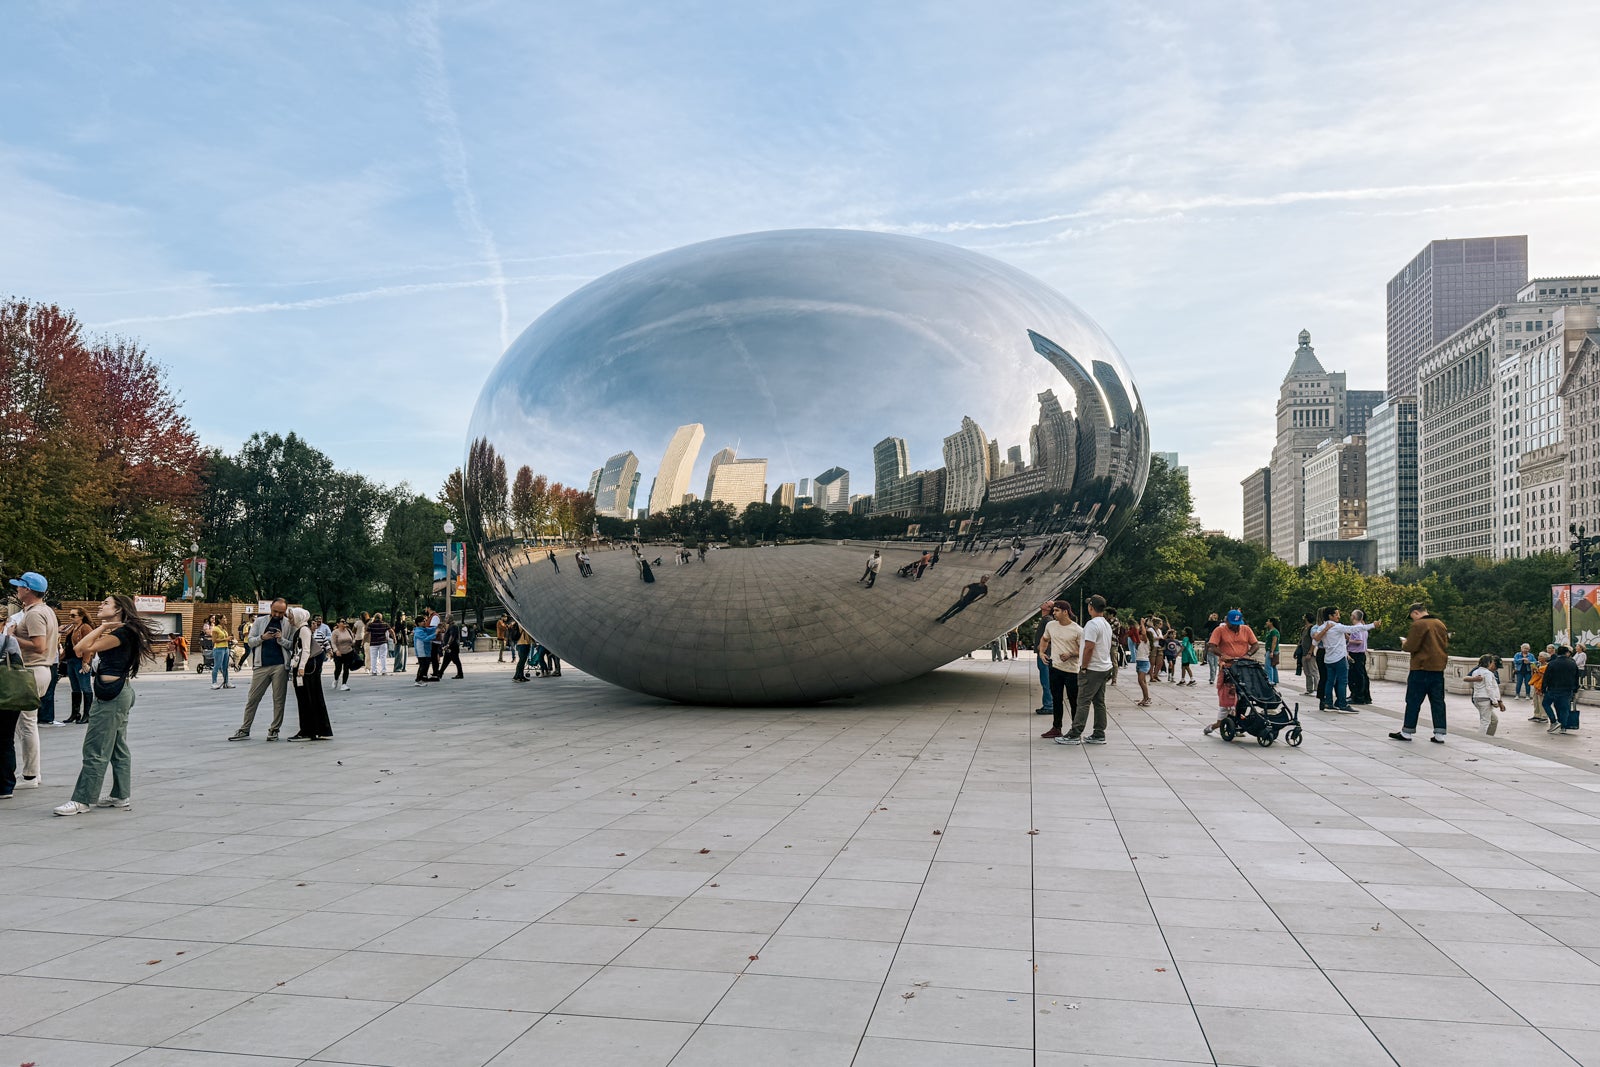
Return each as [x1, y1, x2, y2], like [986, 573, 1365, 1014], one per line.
[6, 652, 1600, 1066]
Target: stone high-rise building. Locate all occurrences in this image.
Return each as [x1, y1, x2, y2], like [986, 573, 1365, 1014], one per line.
[1563, 327, 1600, 540]
[1241, 466, 1271, 549]
[1302, 436, 1367, 545]
[1269, 330, 1359, 565]
[942, 415, 992, 513]
[771, 482, 796, 510]
[703, 447, 737, 502]
[1387, 236, 1528, 398]
[707, 457, 768, 515]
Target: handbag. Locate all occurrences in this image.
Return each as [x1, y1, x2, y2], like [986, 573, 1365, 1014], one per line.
[0, 635, 40, 712]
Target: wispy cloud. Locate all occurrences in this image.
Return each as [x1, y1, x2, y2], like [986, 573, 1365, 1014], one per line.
[87, 273, 592, 329]
[407, 0, 510, 348]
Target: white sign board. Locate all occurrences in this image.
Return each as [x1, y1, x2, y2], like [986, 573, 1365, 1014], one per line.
[257, 600, 274, 614]
[134, 595, 167, 613]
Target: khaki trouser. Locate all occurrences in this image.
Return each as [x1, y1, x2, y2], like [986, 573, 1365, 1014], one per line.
[15, 665, 49, 778]
[73, 680, 133, 804]
[1070, 668, 1112, 739]
[239, 664, 288, 735]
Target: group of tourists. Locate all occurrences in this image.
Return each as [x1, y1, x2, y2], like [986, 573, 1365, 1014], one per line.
[495, 616, 561, 681]
[1027, 595, 1588, 748]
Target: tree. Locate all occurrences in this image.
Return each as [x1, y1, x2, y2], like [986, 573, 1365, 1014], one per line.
[378, 493, 451, 619]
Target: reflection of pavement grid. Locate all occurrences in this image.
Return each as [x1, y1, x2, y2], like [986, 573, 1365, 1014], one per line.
[493, 540, 1101, 703]
[7, 656, 1600, 1064]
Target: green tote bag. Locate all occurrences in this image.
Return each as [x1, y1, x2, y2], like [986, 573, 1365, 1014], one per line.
[0, 634, 40, 712]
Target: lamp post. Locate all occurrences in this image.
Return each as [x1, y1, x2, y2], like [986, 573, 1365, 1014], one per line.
[188, 541, 199, 600]
[443, 520, 456, 626]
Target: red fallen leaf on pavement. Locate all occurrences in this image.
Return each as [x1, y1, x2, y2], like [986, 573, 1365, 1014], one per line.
[1156, 967, 1167, 972]
[23, 1061, 38, 1066]
[627, 918, 638, 922]
[1027, 830, 1040, 835]
[748, 955, 759, 961]
[145, 959, 161, 965]
[176, 951, 186, 956]
[698, 848, 711, 854]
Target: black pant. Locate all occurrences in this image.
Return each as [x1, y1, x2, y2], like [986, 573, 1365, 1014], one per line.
[416, 652, 432, 683]
[1402, 670, 1447, 736]
[1349, 652, 1370, 703]
[333, 654, 352, 685]
[0, 708, 19, 795]
[1048, 668, 1079, 732]
[1316, 650, 1328, 706]
[294, 655, 333, 738]
[438, 647, 462, 679]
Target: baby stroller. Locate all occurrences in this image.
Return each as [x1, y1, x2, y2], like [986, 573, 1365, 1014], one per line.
[1216, 658, 1303, 748]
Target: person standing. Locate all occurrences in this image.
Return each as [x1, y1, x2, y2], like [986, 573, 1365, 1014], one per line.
[60, 607, 96, 723]
[436, 615, 464, 680]
[495, 617, 509, 662]
[1531, 651, 1551, 723]
[1033, 602, 1056, 718]
[1128, 618, 1152, 707]
[1390, 602, 1449, 743]
[1203, 610, 1260, 735]
[1039, 602, 1081, 740]
[53, 594, 156, 815]
[285, 607, 333, 741]
[1262, 617, 1281, 686]
[859, 550, 882, 587]
[229, 599, 293, 741]
[392, 614, 409, 674]
[1512, 643, 1534, 700]
[1180, 627, 1199, 685]
[328, 620, 355, 691]
[351, 612, 368, 651]
[366, 613, 390, 675]
[9, 572, 58, 788]
[1295, 613, 1320, 699]
[1543, 647, 1581, 734]
[1576, 646, 1591, 691]
[1346, 610, 1373, 704]
[1057, 594, 1112, 746]
[1312, 607, 1377, 714]
[1199, 612, 1221, 684]
[413, 611, 437, 686]
[512, 623, 534, 682]
[1465, 654, 1504, 735]
[209, 615, 234, 690]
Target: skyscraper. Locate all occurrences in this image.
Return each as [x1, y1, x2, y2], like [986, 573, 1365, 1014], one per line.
[593, 451, 640, 520]
[648, 423, 705, 515]
[707, 458, 768, 515]
[704, 447, 737, 501]
[771, 482, 796, 510]
[872, 437, 909, 493]
[814, 466, 851, 513]
[1386, 235, 1528, 398]
[1302, 436, 1367, 545]
[1365, 397, 1417, 572]
[1241, 467, 1271, 548]
[942, 415, 991, 512]
[626, 471, 641, 516]
[1269, 330, 1352, 565]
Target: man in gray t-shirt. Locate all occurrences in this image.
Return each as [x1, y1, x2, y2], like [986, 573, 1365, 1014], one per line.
[9, 571, 58, 786]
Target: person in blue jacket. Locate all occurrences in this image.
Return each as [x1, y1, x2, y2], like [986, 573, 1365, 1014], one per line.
[412, 611, 438, 687]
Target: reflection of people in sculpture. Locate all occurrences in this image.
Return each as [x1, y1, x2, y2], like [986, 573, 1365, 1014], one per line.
[638, 557, 656, 583]
[995, 539, 1025, 578]
[996, 575, 1036, 604]
[547, 550, 559, 573]
[1021, 539, 1054, 573]
[859, 550, 882, 587]
[936, 576, 989, 623]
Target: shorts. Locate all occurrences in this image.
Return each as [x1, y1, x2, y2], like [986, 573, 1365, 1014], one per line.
[1136, 660, 1151, 675]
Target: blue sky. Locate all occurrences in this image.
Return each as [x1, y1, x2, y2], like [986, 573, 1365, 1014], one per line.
[6, 0, 1599, 532]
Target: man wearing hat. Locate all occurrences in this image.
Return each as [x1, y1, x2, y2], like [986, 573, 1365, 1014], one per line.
[9, 572, 58, 788]
[1203, 609, 1259, 736]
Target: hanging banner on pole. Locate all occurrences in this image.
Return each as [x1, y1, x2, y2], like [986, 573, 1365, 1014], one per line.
[453, 542, 467, 596]
[433, 543, 466, 595]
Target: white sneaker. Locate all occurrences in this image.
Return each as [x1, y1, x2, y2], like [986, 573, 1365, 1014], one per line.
[211, 683, 221, 690]
[340, 684, 351, 691]
[95, 797, 131, 809]
[53, 801, 91, 816]
[17, 777, 41, 789]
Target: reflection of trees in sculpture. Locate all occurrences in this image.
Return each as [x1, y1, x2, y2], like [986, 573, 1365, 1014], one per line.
[463, 436, 512, 541]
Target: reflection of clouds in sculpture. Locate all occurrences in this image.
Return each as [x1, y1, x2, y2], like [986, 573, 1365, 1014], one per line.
[466, 229, 1147, 704]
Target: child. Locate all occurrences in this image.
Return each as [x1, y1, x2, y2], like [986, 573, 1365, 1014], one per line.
[1466, 654, 1504, 736]
[1164, 634, 1181, 682]
[1530, 652, 1550, 723]
[1180, 628, 1198, 685]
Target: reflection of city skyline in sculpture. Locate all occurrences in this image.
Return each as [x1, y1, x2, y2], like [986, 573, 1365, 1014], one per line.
[648, 423, 705, 515]
[464, 228, 1149, 704]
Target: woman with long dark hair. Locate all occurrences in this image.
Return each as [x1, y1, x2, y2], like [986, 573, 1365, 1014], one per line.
[286, 607, 332, 741]
[54, 594, 156, 815]
[59, 607, 96, 724]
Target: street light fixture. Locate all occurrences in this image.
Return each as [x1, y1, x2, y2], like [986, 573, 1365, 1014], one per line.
[443, 520, 456, 626]
[189, 540, 199, 601]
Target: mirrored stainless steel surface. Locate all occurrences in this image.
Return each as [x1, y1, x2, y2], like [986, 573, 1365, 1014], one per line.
[465, 229, 1148, 704]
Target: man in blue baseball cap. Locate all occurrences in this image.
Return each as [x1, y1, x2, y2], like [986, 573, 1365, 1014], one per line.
[9, 571, 58, 789]
[1203, 609, 1258, 736]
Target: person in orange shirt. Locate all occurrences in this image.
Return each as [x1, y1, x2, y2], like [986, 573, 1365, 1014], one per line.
[1203, 609, 1259, 735]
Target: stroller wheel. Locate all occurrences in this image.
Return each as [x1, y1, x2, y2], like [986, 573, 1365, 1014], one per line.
[1218, 718, 1237, 742]
[1286, 727, 1303, 747]
[1257, 732, 1274, 747]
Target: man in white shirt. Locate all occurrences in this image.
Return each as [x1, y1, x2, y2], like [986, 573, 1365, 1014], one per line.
[1312, 607, 1378, 714]
[1058, 594, 1113, 746]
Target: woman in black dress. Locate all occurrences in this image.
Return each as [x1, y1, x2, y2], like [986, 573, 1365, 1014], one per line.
[286, 607, 332, 741]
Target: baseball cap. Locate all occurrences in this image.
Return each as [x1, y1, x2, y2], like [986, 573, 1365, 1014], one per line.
[9, 571, 47, 593]
[1225, 609, 1244, 625]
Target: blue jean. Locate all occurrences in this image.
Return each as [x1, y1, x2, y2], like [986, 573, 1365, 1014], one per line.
[1037, 657, 1053, 711]
[1206, 651, 1219, 684]
[38, 663, 59, 724]
[211, 648, 230, 686]
[1514, 668, 1531, 698]
[1265, 657, 1279, 685]
[1324, 657, 1350, 708]
[1402, 670, 1447, 736]
[1548, 691, 1577, 730]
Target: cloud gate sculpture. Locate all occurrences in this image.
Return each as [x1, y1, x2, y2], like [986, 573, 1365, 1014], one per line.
[465, 229, 1149, 704]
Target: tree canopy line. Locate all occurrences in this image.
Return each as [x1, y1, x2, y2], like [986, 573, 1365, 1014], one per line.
[2, 296, 1577, 650]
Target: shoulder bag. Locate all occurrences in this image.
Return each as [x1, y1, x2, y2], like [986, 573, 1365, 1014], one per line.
[0, 633, 40, 711]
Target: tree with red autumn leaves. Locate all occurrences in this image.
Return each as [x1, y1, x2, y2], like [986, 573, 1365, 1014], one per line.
[0, 297, 203, 597]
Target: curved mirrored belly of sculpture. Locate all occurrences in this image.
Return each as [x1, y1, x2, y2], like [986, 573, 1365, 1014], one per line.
[466, 229, 1149, 704]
